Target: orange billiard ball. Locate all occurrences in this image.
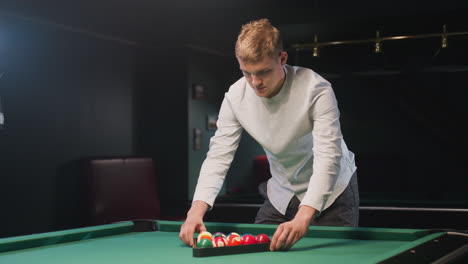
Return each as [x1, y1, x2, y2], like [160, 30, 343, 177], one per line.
[227, 235, 241, 246]
[197, 231, 213, 243]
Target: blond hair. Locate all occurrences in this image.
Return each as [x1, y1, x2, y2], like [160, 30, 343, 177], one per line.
[235, 18, 283, 63]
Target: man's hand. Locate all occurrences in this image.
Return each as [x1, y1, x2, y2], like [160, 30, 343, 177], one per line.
[179, 201, 209, 247]
[269, 205, 317, 251]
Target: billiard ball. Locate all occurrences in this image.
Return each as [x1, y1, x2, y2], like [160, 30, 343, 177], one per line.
[227, 235, 241, 246]
[197, 231, 213, 243]
[213, 236, 228, 247]
[241, 234, 256, 245]
[212, 232, 227, 239]
[255, 234, 270, 244]
[196, 238, 213, 248]
[227, 232, 240, 240]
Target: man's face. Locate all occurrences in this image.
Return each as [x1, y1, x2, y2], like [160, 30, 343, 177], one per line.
[238, 52, 288, 99]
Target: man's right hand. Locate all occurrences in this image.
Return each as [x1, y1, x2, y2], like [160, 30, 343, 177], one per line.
[179, 201, 209, 247]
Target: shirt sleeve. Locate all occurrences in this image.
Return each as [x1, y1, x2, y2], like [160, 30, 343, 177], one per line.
[300, 80, 343, 212]
[192, 96, 243, 207]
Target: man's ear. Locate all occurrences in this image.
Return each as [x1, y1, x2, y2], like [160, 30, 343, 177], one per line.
[280, 51, 288, 65]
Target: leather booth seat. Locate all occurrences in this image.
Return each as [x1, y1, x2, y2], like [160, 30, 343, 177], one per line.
[84, 157, 160, 225]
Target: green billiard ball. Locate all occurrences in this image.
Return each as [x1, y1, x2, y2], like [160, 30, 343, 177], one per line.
[212, 232, 227, 239]
[196, 238, 213, 248]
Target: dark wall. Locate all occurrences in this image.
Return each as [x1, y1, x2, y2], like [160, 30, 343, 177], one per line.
[0, 14, 207, 238]
[292, 14, 468, 209]
[187, 49, 231, 199]
[133, 46, 189, 218]
[0, 15, 135, 237]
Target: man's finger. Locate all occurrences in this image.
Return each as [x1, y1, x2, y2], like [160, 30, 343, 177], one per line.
[275, 226, 290, 251]
[181, 224, 196, 247]
[292, 232, 301, 246]
[270, 225, 283, 251]
[188, 231, 194, 247]
[284, 230, 297, 248]
[269, 232, 278, 250]
[280, 230, 294, 251]
[287, 232, 301, 250]
[184, 228, 193, 246]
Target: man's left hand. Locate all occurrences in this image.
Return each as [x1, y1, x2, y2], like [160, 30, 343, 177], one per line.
[269, 205, 317, 251]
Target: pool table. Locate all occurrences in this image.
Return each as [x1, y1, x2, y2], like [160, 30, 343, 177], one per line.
[0, 220, 466, 264]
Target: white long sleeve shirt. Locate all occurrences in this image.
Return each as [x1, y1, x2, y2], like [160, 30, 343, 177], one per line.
[193, 65, 357, 214]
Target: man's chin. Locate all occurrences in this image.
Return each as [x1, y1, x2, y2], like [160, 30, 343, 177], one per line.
[255, 90, 269, 98]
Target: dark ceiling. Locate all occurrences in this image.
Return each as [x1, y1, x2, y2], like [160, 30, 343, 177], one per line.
[1, 0, 467, 54]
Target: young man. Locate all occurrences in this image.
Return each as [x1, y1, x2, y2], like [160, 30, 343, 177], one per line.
[179, 18, 358, 251]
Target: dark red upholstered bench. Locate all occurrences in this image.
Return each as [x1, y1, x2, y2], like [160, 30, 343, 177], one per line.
[84, 157, 162, 225]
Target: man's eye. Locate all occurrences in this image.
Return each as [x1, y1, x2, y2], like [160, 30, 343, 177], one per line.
[242, 70, 270, 77]
[258, 70, 270, 76]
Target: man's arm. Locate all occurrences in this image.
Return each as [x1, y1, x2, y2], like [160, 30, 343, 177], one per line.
[301, 80, 343, 212]
[270, 79, 343, 251]
[179, 96, 243, 246]
[191, 97, 243, 208]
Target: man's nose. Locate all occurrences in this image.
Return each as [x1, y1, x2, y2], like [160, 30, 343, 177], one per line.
[251, 75, 262, 87]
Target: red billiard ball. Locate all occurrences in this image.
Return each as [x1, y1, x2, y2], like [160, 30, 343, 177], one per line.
[255, 234, 270, 244]
[213, 236, 228, 247]
[241, 234, 256, 245]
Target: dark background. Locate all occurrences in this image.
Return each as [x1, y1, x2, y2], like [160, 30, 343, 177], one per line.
[0, 0, 467, 238]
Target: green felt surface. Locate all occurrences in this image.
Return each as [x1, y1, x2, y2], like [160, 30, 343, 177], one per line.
[158, 221, 431, 241]
[0, 222, 134, 253]
[0, 221, 445, 264]
[0, 231, 414, 264]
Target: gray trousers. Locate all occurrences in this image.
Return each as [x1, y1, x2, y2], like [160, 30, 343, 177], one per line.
[255, 172, 359, 227]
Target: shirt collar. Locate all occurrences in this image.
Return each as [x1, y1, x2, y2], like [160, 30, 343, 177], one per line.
[261, 64, 291, 104]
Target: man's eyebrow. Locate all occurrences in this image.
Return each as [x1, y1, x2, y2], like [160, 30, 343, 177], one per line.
[240, 67, 272, 75]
